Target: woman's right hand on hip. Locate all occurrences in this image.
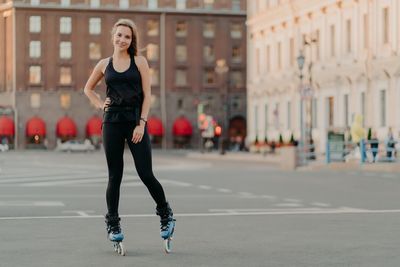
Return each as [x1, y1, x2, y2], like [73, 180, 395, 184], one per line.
[102, 97, 111, 110]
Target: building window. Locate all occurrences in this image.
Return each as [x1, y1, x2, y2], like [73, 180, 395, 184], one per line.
[383, 7, 390, 44]
[61, 0, 70, 6]
[204, 69, 215, 85]
[176, 45, 187, 62]
[256, 48, 260, 75]
[204, 0, 214, 9]
[232, 0, 240, 11]
[287, 101, 291, 129]
[29, 41, 41, 58]
[254, 105, 259, 137]
[230, 71, 243, 88]
[90, 0, 100, 7]
[31, 0, 40, 5]
[176, 21, 187, 37]
[60, 93, 71, 109]
[149, 68, 159, 86]
[277, 42, 282, 70]
[30, 93, 41, 108]
[148, 0, 158, 9]
[147, 20, 159, 36]
[146, 44, 159, 61]
[289, 38, 294, 66]
[344, 94, 349, 127]
[60, 67, 72, 85]
[60, 17, 72, 34]
[203, 22, 215, 38]
[176, 69, 187, 86]
[380, 90, 386, 127]
[364, 14, 369, 49]
[361, 92, 366, 126]
[346, 19, 351, 53]
[330, 25, 335, 57]
[328, 96, 334, 127]
[266, 45, 270, 72]
[176, 0, 186, 9]
[89, 18, 101, 35]
[60, 42, 72, 59]
[29, 16, 41, 33]
[264, 104, 268, 137]
[203, 45, 214, 62]
[89, 42, 101, 60]
[312, 98, 317, 128]
[29, 66, 41, 84]
[119, 0, 129, 8]
[231, 23, 242, 39]
[232, 46, 242, 63]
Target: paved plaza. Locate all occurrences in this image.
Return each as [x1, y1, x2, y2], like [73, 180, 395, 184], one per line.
[0, 150, 400, 266]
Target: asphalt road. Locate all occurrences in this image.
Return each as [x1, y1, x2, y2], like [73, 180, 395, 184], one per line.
[0, 150, 399, 267]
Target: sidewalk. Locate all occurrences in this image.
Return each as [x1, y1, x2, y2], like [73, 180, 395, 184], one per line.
[185, 150, 281, 165]
[299, 159, 400, 173]
[185, 149, 400, 173]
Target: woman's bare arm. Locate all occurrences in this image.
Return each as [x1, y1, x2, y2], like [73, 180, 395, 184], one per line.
[83, 59, 109, 110]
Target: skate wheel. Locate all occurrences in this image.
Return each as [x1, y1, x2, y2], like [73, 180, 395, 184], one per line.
[118, 242, 126, 256]
[164, 238, 172, 253]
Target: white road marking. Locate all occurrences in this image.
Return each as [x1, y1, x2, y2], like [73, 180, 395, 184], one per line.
[62, 210, 95, 217]
[311, 202, 331, 207]
[2, 207, 400, 220]
[217, 188, 232, 193]
[198, 185, 212, 190]
[284, 198, 302, 203]
[0, 201, 65, 207]
[274, 203, 303, 207]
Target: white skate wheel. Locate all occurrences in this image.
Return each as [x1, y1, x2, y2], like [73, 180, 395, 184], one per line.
[164, 238, 172, 253]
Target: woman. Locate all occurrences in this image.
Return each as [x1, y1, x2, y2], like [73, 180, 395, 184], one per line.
[83, 19, 175, 249]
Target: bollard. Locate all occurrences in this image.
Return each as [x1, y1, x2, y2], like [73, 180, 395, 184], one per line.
[360, 139, 366, 164]
[326, 141, 331, 164]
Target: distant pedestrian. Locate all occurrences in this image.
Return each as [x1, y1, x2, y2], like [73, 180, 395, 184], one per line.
[84, 19, 175, 254]
[385, 127, 396, 160]
[370, 131, 379, 163]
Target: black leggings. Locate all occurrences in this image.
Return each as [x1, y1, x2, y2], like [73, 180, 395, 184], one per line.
[102, 122, 167, 216]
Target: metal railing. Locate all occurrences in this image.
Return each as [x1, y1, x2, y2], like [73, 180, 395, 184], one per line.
[326, 139, 399, 164]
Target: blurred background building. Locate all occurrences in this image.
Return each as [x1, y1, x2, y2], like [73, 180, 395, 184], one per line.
[0, 0, 247, 149]
[247, 0, 400, 152]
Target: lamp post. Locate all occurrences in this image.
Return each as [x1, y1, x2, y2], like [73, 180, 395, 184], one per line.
[215, 59, 229, 154]
[297, 51, 305, 161]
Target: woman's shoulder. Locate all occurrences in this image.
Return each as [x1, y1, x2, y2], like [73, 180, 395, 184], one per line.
[134, 55, 149, 69]
[95, 57, 112, 73]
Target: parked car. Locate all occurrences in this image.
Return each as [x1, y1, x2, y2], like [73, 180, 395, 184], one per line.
[0, 144, 9, 152]
[56, 139, 95, 152]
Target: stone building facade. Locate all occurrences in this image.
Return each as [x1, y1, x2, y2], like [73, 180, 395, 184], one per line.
[0, 0, 247, 149]
[247, 0, 400, 151]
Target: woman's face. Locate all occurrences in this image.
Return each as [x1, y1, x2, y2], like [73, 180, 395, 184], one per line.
[113, 25, 132, 52]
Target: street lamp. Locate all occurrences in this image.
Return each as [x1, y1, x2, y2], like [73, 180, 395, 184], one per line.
[215, 59, 229, 154]
[297, 50, 306, 161]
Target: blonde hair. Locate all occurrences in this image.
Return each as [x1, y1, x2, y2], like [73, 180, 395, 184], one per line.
[111, 19, 138, 57]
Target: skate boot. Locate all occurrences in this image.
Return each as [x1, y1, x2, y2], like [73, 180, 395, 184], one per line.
[105, 214, 125, 256]
[156, 202, 176, 253]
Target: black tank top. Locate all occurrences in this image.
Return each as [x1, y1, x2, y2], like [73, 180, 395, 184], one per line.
[103, 56, 143, 123]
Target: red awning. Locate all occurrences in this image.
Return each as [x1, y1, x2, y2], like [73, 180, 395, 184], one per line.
[26, 116, 46, 136]
[86, 116, 102, 137]
[56, 116, 77, 137]
[0, 116, 15, 136]
[147, 116, 164, 137]
[172, 116, 193, 136]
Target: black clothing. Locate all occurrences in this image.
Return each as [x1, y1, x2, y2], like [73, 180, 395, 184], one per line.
[103, 57, 143, 124]
[102, 56, 167, 217]
[102, 122, 167, 216]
